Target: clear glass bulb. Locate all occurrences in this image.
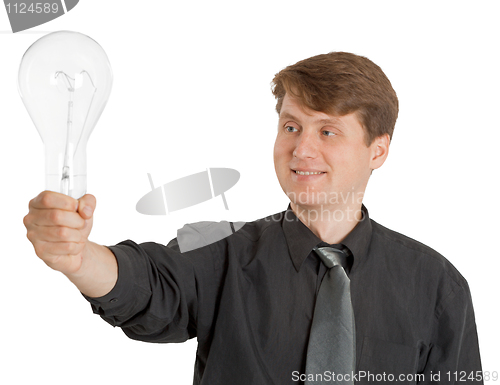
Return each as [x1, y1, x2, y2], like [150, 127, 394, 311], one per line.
[18, 31, 113, 198]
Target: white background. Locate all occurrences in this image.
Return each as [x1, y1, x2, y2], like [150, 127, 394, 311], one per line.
[1, 1, 499, 384]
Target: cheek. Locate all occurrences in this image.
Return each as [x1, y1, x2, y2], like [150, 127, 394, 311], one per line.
[273, 142, 289, 184]
[273, 137, 290, 165]
[342, 148, 372, 176]
[273, 145, 282, 175]
[327, 145, 369, 173]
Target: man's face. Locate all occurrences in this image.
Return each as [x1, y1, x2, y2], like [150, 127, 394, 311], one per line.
[273, 94, 388, 214]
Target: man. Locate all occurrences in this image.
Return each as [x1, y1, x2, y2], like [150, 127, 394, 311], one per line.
[24, 52, 482, 384]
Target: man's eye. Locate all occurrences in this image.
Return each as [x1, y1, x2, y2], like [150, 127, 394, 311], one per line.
[285, 126, 298, 133]
[322, 130, 336, 137]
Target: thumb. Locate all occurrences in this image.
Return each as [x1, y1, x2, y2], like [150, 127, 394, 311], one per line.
[77, 194, 96, 220]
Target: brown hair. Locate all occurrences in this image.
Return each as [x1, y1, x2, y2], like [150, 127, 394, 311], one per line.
[271, 52, 398, 145]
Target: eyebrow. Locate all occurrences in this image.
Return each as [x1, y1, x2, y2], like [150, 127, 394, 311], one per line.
[279, 111, 345, 127]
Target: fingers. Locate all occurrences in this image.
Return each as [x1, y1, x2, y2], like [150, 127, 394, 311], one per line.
[24, 191, 96, 274]
[25, 207, 86, 229]
[35, 239, 86, 259]
[77, 194, 96, 220]
[30, 190, 78, 212]
[29, 224, 84, 243]
[25, 192, 96, 228]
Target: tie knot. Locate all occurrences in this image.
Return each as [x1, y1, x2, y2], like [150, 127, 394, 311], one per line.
[313, 246, 349, 271]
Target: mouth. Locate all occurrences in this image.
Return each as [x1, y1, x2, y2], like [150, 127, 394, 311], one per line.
[292, 169, 325, 176]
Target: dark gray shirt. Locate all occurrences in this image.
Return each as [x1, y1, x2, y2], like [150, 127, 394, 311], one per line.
[86, 206, 482, 384]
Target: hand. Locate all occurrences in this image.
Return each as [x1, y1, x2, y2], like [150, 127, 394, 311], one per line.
[24, 191, 96, 276]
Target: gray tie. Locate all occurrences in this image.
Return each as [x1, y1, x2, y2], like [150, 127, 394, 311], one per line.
[305, 247, 356, 385]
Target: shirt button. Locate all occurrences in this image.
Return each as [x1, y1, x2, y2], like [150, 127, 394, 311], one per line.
[110, 298, 118, 303]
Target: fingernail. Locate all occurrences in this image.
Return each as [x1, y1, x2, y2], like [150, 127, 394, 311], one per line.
[83, 206, 93, 216]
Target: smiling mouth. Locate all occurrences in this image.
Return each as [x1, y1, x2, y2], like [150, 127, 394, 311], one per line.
[293, 170, 325, 176]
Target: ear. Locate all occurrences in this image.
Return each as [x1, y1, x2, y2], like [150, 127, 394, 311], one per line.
[369, 134, 390, 170]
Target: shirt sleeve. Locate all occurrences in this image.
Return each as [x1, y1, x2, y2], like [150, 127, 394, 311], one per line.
[419, 279, 483, 384]
[83, 238, 223, 343]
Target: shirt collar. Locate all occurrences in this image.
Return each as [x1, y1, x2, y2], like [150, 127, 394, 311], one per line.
[282, 204, 372, 272]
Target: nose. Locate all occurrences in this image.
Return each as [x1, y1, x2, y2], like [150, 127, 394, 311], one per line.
[293, 131, 318, 159]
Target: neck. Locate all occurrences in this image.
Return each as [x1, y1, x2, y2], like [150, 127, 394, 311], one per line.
[290, 201, 363, 244]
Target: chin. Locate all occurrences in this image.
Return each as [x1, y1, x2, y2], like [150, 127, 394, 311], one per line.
[287, 192, 329, 210]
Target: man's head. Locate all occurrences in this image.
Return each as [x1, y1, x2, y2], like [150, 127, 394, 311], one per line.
[271, 52, 398, 146]
[271, 52, 398, 217]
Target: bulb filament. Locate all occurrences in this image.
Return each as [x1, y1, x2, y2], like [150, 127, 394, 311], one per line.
[54, 70, 97, 195]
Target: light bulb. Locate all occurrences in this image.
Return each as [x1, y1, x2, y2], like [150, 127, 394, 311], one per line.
[18, 31, 113, 198]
